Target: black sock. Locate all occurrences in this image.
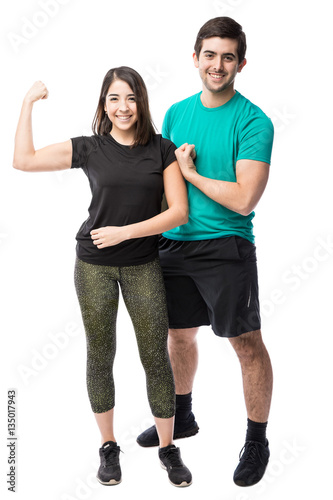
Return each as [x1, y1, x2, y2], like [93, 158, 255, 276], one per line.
[175, 393, 193, 422]
[245, 418, 267, 445]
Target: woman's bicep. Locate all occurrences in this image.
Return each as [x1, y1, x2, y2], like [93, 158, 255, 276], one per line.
[163, 160, 188, 210]
[25, 140, 72, 172]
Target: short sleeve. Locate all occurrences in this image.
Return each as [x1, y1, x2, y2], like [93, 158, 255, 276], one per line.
[71, 136, 99, 169]
[160, 137, 177, 170]
[161, 107, 172, 141]
[71, 136, 87, 169]
[237, 116, 274, 165]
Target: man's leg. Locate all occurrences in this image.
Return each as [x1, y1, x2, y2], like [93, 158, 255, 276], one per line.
[168, 327, 199, 394]
[168, 327, 200, 437]
[229, 329, 273, 422]
[230, 329, 273, 487]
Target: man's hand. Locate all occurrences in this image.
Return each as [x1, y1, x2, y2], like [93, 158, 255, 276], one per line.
[91, 226, 127, 249]
[175, 143, 197, 180]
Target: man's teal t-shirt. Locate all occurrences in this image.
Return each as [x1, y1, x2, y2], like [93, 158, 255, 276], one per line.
[162, 91, 274, 243]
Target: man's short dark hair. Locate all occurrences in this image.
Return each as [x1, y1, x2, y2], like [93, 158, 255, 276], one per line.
[194, 17, 247, 63]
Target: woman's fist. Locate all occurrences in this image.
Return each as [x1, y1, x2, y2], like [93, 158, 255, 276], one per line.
[24, 81, 49, 103]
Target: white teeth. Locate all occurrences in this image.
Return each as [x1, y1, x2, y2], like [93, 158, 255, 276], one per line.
[117, 116, 131, 121]
[210, 73, 223, 80]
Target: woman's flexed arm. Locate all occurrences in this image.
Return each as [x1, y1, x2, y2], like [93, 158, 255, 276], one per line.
[13, 81, 72, 172]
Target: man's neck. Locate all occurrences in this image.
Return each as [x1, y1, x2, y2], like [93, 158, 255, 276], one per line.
[200, 86, 236, 108]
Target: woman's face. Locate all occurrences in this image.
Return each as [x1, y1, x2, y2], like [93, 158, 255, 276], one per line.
[104, 79, 138, 139]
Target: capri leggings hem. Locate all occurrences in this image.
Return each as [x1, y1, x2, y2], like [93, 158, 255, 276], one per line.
[92, 403, 115, 414]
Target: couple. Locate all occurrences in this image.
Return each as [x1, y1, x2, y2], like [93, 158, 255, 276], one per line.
[13, 16, 274, 489]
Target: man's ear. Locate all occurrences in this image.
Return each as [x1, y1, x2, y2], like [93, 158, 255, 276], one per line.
[238, 58, 247, 73]
[193, 51, 199, 68]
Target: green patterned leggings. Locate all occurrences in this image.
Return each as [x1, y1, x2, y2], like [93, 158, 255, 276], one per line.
[74, 257, 175, 418]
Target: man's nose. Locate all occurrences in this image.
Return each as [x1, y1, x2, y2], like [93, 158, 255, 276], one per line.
[214, 57, 224, 71]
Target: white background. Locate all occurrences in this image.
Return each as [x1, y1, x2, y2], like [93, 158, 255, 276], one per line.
[1, 0, 332, 499]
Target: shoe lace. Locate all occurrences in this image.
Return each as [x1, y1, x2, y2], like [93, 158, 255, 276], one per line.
[103, 445, 122, 466]
[163, 447, 183, 468]
[239, 441, 266, 466]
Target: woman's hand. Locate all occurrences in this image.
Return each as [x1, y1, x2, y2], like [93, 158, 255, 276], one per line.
[91, 226, 128, 249]
[175, 143, 197, 181]
[24, 81, 49, 104]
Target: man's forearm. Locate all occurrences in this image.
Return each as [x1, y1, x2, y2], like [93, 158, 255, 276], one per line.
[185, 170, 252, 216]
[175, 144, 269, 216]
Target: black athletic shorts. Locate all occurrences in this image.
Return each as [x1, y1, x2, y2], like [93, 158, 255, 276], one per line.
[158, 235, 261, 338]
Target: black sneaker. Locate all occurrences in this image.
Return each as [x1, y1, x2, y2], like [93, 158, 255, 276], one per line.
[159, 444, 192, 487]
[97, 441, 122, 486]
[233, 440, 270, 487]
[137, 413, 199, 447]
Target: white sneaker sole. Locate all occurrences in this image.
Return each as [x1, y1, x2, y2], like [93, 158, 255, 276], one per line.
[96, 475, 122, 486]
[160, 461, 192, 487]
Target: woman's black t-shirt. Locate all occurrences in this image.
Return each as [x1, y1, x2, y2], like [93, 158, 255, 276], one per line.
[71, 134, 177, 266]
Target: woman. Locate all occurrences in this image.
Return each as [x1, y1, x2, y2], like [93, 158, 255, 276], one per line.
[13, 66, 192, 488]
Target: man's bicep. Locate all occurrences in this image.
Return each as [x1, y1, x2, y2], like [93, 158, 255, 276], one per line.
[236, 159, 270, 212]
[236, 159, 269, 186]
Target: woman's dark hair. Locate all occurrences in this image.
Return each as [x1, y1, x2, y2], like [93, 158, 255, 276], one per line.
[194, 17, 246, 64]
[92, 66, 156, 147]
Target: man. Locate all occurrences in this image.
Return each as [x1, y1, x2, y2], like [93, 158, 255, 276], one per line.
[137, 16, 274, 487]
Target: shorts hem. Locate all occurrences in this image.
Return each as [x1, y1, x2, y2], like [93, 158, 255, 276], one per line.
[168, 321, 210, 330]
[212, 325, 261, 338]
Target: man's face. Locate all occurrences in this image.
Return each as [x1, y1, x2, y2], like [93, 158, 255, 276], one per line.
[193, 37, 246, 94]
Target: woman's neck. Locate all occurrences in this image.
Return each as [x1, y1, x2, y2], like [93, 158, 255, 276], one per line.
[110, 129, 135, 146]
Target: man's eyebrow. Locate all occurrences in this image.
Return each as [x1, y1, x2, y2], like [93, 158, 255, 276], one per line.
[203, 50, 236, 58]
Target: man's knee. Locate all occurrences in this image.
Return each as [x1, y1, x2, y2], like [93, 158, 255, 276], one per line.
[229, 329, 264, 361]
[168, 327, 199, 349]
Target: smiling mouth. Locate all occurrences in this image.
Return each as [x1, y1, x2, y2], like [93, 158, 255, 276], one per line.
[116, 115, 132, 121]
[208, 73, 225, 80]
